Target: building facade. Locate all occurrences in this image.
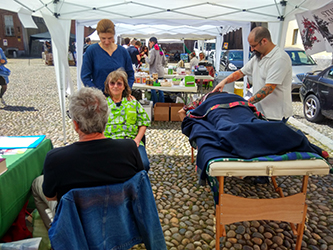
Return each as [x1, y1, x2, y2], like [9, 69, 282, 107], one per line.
[0, 9, 26, 57]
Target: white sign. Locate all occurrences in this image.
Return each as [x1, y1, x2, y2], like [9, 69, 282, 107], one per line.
[296, 2, 333, 55]
[3, 39, 7, 46]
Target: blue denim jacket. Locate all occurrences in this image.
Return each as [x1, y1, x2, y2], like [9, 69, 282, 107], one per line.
[48, 171, 166, 250]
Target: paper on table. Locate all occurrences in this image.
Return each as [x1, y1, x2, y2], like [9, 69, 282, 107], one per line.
[0, 148, 27, 155]
[0, 135, 46, 149]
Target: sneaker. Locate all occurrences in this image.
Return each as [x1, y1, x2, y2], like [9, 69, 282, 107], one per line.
[0, 98, 6, 106]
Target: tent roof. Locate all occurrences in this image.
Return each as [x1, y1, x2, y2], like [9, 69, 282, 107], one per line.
[1, 0, 329, 25]
[88, 23, 236, 40]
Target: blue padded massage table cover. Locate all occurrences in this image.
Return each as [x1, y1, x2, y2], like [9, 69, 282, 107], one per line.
[181, 93, 324, 183]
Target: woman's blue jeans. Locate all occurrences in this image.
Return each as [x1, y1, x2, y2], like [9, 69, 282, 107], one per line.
[138, 145, 150, 172]
[151, 89, 165, 105]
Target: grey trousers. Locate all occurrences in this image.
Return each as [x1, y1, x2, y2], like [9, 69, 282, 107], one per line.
[31, 175, 57, 230]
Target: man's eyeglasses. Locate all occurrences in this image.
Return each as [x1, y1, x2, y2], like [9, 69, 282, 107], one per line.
[250, 38, 263, 49]
[109, 81, 124, 87]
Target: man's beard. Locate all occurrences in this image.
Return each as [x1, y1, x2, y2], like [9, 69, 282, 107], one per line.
[254, 50, 261, 58]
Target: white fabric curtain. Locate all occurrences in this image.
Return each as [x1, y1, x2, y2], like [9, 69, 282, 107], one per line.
[42, 13, 72, 143]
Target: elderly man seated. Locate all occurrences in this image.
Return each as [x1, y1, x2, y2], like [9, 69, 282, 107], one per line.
[179, 92, 328, 185]
[31, 87, 145, 230]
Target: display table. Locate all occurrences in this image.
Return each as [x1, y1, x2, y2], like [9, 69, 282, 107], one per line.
[133, 83, 197, 93]
[163, 74, 214, 81]
[133, 83, 197, 105]
[0, 139, 53, 238]
[163, 74, 214, 93]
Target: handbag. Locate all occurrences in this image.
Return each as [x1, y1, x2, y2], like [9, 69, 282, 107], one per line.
[0, 65, 11, 77]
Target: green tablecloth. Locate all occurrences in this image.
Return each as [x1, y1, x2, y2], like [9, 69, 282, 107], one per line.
[0, 139, 53, 238]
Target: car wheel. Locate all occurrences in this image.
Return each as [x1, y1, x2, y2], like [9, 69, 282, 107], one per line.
[303, 94, 324, 122]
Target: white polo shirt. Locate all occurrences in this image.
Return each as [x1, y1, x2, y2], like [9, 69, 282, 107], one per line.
[241, 46, 292, 120]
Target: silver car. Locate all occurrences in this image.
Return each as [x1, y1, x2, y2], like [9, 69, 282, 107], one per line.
[284, 47, 318, 94]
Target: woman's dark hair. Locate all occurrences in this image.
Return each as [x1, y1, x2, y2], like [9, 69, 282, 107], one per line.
[149, 37, 158, 44]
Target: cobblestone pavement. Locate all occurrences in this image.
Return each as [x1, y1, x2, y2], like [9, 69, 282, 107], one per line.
[1, 59, 333, 250]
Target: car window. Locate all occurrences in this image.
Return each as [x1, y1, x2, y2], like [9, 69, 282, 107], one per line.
[228, 51, 243, 61]
[326, 68, 333, 80]
[286, 50, 316, 66]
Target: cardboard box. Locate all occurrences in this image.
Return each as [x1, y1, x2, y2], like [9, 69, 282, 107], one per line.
[154, 103, 170, 121]
[170, 103, 184, 122]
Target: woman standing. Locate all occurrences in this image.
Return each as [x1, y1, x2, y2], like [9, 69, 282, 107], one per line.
[0, 42, 10, 106]
[81, 19, 134, 91]
[144, 37, 166, 105]
[139, 45, 149, 64]
[104, 69, 151, 171]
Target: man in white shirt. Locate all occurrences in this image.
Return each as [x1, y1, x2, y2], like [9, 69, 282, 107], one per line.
[122, 37, 130, 49]
[213, 26, 292, 122]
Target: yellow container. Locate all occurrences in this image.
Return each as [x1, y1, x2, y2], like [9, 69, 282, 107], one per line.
[234, 87, 243, 97]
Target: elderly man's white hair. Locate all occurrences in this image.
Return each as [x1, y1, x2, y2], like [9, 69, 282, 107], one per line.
[69, 87, 109, 134]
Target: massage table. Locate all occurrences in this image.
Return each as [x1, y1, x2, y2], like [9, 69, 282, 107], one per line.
[206, 153, 330, 250]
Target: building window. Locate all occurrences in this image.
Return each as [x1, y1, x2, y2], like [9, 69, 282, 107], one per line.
[4, 15, 15, 36]
[292, 29, 298, 45]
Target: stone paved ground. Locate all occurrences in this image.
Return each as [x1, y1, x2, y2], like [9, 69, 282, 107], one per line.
[1, 59, 333, 250]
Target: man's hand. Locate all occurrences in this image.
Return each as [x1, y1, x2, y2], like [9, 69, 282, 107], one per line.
[212, 79, 227, 92]
[0, 59, 5, 64]
[213, 70, 244, 92]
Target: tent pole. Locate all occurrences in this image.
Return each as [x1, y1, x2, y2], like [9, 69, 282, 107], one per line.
[76, 21, 84, 90]
[277, 1, 287, 46]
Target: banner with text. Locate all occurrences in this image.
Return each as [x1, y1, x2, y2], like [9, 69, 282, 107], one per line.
[296, 2, 333, 55]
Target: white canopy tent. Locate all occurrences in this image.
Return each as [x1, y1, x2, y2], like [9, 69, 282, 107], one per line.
[0, 0, 329, 143]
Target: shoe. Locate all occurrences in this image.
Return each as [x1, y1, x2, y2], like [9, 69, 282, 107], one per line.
[0, 98, 6, 106]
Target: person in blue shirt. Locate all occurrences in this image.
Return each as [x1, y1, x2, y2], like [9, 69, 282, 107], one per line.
[81, 19, 134, 91]
[0, 43, 10, 107]
[127, 38, 141, 68]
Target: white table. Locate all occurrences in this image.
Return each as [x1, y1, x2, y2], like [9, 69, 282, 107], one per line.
[163, 74, 214, 81]
[163, 74, 214, 93]
[133, 83, 197, 104]
[133, 83, 197, 93]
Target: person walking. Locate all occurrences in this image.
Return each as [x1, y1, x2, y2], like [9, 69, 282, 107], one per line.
[0, 42, 10, 107]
